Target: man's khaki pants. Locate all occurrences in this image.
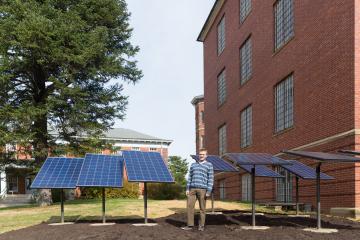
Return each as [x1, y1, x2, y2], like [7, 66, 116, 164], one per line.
[187, 188, 207, 227]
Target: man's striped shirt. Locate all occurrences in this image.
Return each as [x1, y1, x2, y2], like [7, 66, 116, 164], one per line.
[186, 161, 214, 193]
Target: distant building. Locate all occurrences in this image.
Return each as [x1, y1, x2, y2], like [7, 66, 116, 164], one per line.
[196, 0, 360, 216]
[191, 95, 205, 154]
[0, 128, 172, 202]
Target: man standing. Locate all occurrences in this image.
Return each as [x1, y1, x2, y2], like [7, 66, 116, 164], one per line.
[182, 148, 214, 231]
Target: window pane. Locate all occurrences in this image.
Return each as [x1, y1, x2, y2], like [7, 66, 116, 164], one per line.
[240, 0, 252, 23]
[217, 17, 226, 54]
[241, 105, 252, 148]
[240, 38, 252, 84]
[218, 124, 227, 155]
[275, 74, 294, 132]
[274, 0, 294, 50]
[217, 70, 227, 106]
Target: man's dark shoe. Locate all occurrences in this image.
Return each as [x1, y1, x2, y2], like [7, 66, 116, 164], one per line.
[181, 226, 193, 231]
[198, 226, 205, 231]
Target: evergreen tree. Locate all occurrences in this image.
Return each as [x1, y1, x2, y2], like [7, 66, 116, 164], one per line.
[168, 156, 188, 187]
[0, 0, 142, 204]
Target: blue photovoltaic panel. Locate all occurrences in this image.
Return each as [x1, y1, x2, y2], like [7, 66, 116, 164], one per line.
[191, 155, 238, 172]
[239, 165, 284, 178]
[284, 150, 360, 162]
[281, 160, 334, 180]
[77, 154, 123, 188]
[31, 157, 84, 189]
[223, 153, 290, 166]
[122, 151, 174, 183]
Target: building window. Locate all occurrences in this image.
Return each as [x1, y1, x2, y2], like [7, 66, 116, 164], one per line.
[275, 166, 293, 202]
[274, 0, 294, 50]
[200, 135, 205, 149]
[217, 70, 226, 106]
[242, 174, 252, 201]
[241, 105, 252, 148]
[240, 0, 252, 23]
[132, 147, 140, 151]
[7, 175, 18, 193]
[275, 74, 294, 132]
[218, 124, 227, 155]
[240, 37, 252, 85]
[200, 111, 205, 123]
[217, 16, 226, 55]
[219, 180, 226, 200]
[149, 148, 157, 151]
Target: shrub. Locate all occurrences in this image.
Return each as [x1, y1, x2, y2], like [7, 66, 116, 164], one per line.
[147, 183, 185, 200]
[81, 181, 139, 199]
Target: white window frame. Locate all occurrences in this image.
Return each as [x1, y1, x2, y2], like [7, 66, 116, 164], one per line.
[217, 16, 226, 55]
[240, 0, 252, 23]
[242, 174, 252, 201]
[218, 124, 227, 156]
[241, 105, 252, 148]
[240, 37, 252, 84]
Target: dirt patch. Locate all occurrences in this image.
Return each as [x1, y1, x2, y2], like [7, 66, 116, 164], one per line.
[1, 211, 360, 240]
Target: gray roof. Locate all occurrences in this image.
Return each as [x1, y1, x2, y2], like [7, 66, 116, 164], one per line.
[191, 95, 204, 105]
[102, 128, 172, 143]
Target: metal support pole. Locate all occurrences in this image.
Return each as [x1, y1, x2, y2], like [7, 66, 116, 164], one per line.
[102, 188, 106, 224]
[211, 191, 215, 214]
[144, 182, 148, 224]
[60, 189, 64, 224]
[296, 177, 299, 215]
[316, 163, 321, 229]
[251, 165, 256, 227]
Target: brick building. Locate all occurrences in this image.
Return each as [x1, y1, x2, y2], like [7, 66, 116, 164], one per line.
[0, 128, 172, 203]
[191, 95, 205, 154]
[196, 0, 360, 215]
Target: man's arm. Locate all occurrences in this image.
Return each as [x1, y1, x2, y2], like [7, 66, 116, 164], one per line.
[206, 164, 214, 196]
[186, 163, 193, 194]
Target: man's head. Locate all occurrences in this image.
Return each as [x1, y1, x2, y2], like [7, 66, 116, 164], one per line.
[198, 149, 208, 162]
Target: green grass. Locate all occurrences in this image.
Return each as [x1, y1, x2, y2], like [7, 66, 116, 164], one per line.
[0, 199, 291, 234]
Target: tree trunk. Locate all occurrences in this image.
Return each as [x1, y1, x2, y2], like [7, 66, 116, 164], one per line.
[32, 64, 52, 206]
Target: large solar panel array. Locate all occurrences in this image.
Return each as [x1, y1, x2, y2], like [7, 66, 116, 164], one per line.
[281, 160, 334, 180]
[284, 150, 360, 162]
[191, 155, 238, 172]
[77, 154, 123, 188]
[224, 153, 290, 165]
[122, 151, 174, 183]
[239, 165, 284, 178]
[31, 157, 84, 189]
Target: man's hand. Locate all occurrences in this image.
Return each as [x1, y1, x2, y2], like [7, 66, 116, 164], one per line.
[206, 192, 211, 198]
[186, 190, 189, 196]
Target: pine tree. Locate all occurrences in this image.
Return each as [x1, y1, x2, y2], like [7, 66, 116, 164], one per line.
[0, 0, 142, 205]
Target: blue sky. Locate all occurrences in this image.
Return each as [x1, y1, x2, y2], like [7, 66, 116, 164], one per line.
[114, 0, 215, 160]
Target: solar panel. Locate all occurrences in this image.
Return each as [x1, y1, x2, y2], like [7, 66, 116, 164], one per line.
[223, 153, 290, 165]
[31, 157, 84, 189]
[239, 165, 284, 178]
[191, 155, 238, 172]
[122, 151, 174, 183]
[283, 150, 360, 162]
[339, 150, 360, 155]
[281, 160, 334, 180]
[77, 154, 123, 188]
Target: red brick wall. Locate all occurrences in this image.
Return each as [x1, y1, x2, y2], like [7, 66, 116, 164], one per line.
[202, 0, 358, 210]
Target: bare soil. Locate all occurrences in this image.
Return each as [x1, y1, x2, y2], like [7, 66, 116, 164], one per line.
[1, 211, 360, 240]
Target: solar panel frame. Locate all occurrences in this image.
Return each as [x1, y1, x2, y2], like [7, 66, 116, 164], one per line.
[238, 165, 284, 178]
[123, 151, 174, 183]
[190, 155, 238, 172]
[339, 150, 360, 156]
[31, 157, 84, 189]
[283, 150, 360, 162]
[77, 154, 124, 188]
[281, 160, 334, 180]
[223, 153, 291, 165]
